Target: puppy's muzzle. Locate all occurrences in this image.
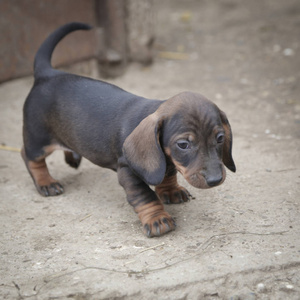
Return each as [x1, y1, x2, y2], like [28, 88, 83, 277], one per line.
[185, 165, 226, 189]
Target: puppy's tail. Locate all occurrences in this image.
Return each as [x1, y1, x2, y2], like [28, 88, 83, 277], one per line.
[34, 22, 92, 78]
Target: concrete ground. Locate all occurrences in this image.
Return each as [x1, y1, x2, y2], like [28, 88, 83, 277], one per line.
[0, 0, 299, 299]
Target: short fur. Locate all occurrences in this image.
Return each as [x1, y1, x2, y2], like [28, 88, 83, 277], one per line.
[22, 22, 236, 237]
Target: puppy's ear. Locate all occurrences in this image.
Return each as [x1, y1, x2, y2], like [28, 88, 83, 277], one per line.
[122, 113, 166, 185]
[220, 111, 236, 172]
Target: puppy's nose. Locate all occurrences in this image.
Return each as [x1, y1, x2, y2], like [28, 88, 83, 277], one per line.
[206, 176, 223, 187]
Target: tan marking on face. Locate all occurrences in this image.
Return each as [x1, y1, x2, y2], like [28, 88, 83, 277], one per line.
[171, 158, 226, 189]
[188, 134, 195, 142]
[164, 147, 172, 156]
[168, 133, 196, 147]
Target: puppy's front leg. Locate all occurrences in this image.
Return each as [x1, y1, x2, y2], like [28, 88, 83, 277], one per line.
[117, 166, 176, 237]
[155, 165, 191, 204]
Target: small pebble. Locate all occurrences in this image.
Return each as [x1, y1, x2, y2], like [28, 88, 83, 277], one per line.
[257, 283, 266, 292]
[283, 48, 294, 56]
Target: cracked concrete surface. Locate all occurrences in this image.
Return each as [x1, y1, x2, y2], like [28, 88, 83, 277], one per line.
[0, 0, 299, 299]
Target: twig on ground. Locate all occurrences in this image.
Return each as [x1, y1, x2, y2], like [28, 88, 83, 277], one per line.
[0, 145, 21, 152]
[79, 214, 92, 222]
[139, 242, 165, 253]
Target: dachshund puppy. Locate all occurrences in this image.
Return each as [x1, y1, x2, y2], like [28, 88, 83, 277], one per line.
[22, 23, 236, 237]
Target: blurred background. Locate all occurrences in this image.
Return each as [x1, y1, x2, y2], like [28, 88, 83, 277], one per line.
[0, 0, 155, 81]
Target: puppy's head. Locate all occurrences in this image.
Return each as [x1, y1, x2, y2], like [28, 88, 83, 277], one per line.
[123, 92, 236, 187]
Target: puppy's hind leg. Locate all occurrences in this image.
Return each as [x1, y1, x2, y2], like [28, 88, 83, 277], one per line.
[21, 146, 64, 197]
[64, 151, 82, 169]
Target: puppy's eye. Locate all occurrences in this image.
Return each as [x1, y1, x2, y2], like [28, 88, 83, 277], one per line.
[177, 140, 191, 150]
[216, 133, 225, 144]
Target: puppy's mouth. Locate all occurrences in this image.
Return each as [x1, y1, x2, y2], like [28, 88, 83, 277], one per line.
[179, 167, 226, 189]
[187, 173, 224, 189]
[171, 158, 226, 189]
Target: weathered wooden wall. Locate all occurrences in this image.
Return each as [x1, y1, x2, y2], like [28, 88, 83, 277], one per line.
[0, 0, 154, 82]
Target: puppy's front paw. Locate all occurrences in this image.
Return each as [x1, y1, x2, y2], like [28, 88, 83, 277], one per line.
[143, 213, 176, 237]
[36, 182, 64, 197]
[134, 200, 176, 237]
[156, 186, 192, 204]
